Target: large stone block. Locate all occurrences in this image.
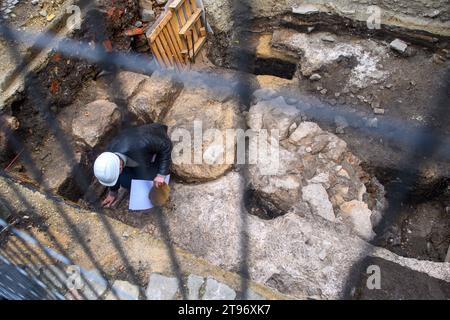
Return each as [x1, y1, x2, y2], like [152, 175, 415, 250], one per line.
[128, 72, 182, 124]
[164, 86, 242, 182]
[72, 100, 121, 148]
[105, 280, 140, 300]
[146, 274, 179, 300]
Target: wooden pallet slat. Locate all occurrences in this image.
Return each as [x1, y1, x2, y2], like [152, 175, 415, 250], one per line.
[160, 29, 180, 71]
[169, 0, 184, 10]
[189, 0, 198, 10]
[179, 8, 202, 36]
[178, 5, 187, 25]
[151, 42, 165, 68]
[169, 18, 187, 62]
[189, 36, 207, 58]
[189, 0, 204, 38]
[149, 10, 174, 43]
[155, 37, 172, 67]
[183, 0, 198, 44]
[165, 25, 183, 63]
[162, 27, 183, 70]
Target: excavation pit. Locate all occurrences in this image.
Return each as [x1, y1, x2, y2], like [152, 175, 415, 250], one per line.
[1, 1, 450, 300]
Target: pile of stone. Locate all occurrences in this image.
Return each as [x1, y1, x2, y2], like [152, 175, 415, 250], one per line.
[1, 0, 20, 19]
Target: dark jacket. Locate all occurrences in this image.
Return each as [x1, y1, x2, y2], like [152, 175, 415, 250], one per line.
[107, 124, 172, 176]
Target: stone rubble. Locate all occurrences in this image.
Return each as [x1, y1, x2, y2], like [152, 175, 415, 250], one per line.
[146, 274, 179, 300]
[0, 0, 21, 19]
[203, 278, 236, 300]
[292, 4, 320, 15]
[80, 269, 108, 300]
[187, 274, 204, 300]
[72, 99, 121, 148]
[390, 39, 408, 54]
[22, 265, 249, 300]
[302, 184, 336, 222]
[271, 29, 388, 89]
[246, 96, 376, 238]
[105, 280, 140, 300]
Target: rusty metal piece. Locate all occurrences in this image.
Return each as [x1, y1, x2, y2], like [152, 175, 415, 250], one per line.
[124, 27, 145, 37]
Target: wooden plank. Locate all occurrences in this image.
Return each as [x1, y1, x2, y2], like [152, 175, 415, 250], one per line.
[169, 17, 187, 63]
[183, 0, 192, 16]
[189, 0, 198, 10]
[178, 6, 187, 25]
[169, 0, 184, 10]
[183, 0, 198, 44]
[151, 42, 166, 68]
[159, 28, 178, 69]
[164, 24, 184, 66]
[190, 36, 207, 58]
[190, 16, 199, 44]
[167, 21, 182, 57]
[155, 38, 170, 68]
[185, 1, 199, 44]
[178, 7, 193, 57]
[155, 37, 172, 67]
[149, 38, 163, 67]
[190, 0, 204, 39]
[199, 27, 207, 37]
[179, 8, 202, 36]
[184, 33, 194, 61]
[162, 30, 178, 68]
[179, 6, 189, 59]
[149, 10, 173, 43]
[162, 27, 182, 70]
[187, 30, 196, 59]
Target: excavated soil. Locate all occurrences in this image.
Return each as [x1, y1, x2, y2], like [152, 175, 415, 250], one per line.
[205, 16, 450, 262]
[1, 6, 449, 270]
[6, 0, 140, 152]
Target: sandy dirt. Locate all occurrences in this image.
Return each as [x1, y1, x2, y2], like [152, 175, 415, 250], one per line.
[0, 174, 289, 299]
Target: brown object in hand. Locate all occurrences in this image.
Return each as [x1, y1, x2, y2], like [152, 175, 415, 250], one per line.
[149, 182, 170, 207]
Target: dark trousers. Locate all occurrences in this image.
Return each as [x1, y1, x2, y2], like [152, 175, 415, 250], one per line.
[116, 163, 159, 191]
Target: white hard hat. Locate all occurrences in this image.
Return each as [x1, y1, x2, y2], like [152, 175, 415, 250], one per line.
[94, 152, 121, 187]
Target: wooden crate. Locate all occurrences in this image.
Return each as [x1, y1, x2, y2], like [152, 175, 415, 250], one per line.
[147, 0, 207, 70]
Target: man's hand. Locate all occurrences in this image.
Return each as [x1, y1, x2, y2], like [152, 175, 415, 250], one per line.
[154, 175, 165, 188]
[102, 194, 117, 208]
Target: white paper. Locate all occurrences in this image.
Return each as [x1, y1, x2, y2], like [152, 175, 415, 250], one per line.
[129, 176, 170, 211]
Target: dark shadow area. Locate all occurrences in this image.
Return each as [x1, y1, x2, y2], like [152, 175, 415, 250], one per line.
[342, 69, 450, 299]
[350, 257, 450, 300]
[253, 57, 297, 79]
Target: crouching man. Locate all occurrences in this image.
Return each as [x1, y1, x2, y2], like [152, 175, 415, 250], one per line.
[93, 123, 172, 208]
